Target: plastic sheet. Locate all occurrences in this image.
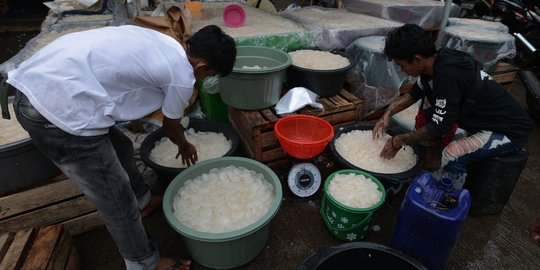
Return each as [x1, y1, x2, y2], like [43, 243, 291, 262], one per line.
[343, 0, 461, 30]
[0, 0, 129, 78]
[274, 87, 323, 115]
[436, 25, 516, 72]
[189, 2, 315, 51]
[447, 17, 509, 33]
[345, 36, 408, 115]
[279, 7, 402, 51]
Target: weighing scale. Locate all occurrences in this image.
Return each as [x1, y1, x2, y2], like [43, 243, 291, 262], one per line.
[288, 160, 322, 199]
[274, 115, 335, 201]
[286, 155, 334, 200]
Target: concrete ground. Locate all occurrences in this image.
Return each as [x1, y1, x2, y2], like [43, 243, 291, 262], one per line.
[71, 76, 540, 270]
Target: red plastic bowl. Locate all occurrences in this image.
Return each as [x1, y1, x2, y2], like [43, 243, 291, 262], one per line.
[223, 4, 246, 28]
[274, 115, 334, 159]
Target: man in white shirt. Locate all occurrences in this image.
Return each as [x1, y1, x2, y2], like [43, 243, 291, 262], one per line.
[7, 24, 236, 270]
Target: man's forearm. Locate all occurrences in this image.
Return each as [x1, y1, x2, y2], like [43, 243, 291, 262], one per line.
[394, 126, 432, 147]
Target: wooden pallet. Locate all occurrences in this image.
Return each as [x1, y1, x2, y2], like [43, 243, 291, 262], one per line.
[228, 89, 363, 167]
[0, 224, 80, 270]
[492, 62, 520, 91]
[0, 178, 102, 237]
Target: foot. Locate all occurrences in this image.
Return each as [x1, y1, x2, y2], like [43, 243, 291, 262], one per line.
[529, 217, 540, 246]
[140, 195, 163, 219]
[156, 257, 191, 270]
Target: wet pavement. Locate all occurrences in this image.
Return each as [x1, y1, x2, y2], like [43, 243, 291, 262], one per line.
[72, 78, 540, 270]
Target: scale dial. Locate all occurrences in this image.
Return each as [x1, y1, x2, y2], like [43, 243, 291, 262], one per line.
[288, 162, 322, 198]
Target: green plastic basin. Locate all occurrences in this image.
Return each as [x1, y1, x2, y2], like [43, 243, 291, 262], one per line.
[163, 156, 283, 269]
[219, 46, 291, 110]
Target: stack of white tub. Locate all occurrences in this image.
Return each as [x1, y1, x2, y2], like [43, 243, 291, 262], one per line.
[436, 18, 516, 72]
[342, 0, 461, 30]
[279, 6, 402, 51]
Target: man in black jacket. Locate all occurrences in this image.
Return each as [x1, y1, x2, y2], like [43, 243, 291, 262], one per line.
[373, 23, 533, 189]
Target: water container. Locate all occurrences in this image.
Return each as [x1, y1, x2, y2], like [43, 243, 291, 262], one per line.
[391, 173, 471, 270]
[199, 77, 229, 123]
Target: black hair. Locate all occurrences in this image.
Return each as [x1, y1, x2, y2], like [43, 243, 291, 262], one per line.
[186, 25, 236, 76]
[384, 24, 436, 63]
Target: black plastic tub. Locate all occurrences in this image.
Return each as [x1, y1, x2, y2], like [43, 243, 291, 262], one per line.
[298, 242, 428, 270]
[0, 138, 60, 193]
[140, 118, 239, 182]
[286, 50, 353, 98]
[329, 122, 422, 195]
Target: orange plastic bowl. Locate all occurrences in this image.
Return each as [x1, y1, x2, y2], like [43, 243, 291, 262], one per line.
[274, 115, 334, 159]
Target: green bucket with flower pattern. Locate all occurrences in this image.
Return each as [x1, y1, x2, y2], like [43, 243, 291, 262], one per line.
[320, 169, 386, 241]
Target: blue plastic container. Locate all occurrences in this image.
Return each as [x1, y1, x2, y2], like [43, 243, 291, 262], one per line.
[390, 173, 471, 270]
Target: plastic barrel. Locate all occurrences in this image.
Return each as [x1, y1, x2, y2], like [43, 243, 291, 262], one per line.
[319, 169, 385, 241]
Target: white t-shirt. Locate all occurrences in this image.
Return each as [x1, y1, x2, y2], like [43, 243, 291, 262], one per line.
[7, 25, 195, 136]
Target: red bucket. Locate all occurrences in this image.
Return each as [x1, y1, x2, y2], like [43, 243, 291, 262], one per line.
[274, 115, 334, 159]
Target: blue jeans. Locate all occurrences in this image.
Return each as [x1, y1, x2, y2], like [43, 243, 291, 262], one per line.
[13, 91, 159, 269]
[442, 131, 522, 181]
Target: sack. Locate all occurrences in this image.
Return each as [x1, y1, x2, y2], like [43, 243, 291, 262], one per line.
[133, 5, 192, 45]
[415, 107, 458, 146]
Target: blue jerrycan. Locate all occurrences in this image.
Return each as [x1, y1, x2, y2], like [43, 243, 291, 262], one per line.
[391, 173, 471, 270]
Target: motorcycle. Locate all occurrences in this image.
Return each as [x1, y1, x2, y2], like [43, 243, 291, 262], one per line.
[455, 0, 540, 119]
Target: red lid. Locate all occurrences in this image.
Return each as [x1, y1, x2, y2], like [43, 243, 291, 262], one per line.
[223, 4, 246, 28]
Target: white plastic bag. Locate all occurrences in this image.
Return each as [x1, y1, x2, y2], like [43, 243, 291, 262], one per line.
[275, 87, 323, 114]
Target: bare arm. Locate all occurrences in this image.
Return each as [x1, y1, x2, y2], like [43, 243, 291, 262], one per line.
[162, 116, 198, 167]
[379, 126, 433, 159]
[372, 94, 416, 139]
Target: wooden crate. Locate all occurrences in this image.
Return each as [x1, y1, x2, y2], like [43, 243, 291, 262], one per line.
[228, 89, 363, 167]
[0, 224, 80, 270]
[491, 62, 520, 92]
[0, 178, 102, 237]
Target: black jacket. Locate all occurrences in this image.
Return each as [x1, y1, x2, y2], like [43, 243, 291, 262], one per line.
[409, 49, 533, 146]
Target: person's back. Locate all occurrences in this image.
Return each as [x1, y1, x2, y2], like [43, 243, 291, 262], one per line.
[8, 25, 194, 136]
[428, 48, 532, 145]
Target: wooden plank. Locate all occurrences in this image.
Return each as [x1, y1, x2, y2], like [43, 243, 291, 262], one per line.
[493, 71, 518, 85]
[261, 147, 287, 163]
[339, 89, 360, 103]
[0, 228, 35, 270]
[61, 212, 103, 236]
[0, 196, 96, 234]
[327, 94, 354, 109]
[23, 225, 62, 270]
[47, 230, 72, 270]
[317, 98, 336, 113]
[243, 110, 268, 128]
[0, 179, 82, 220]
[65, 247, 81, 270]
[261, 108, 279, 123]
[0, 232, 14, 262]
[321, 110, 358, 126]
[261, 130, 278, 149]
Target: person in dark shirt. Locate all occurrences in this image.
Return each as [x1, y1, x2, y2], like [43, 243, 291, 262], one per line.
[373, 23, 533, 189]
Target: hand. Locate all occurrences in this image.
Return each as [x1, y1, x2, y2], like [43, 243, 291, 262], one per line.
[373, 114, 389, 140]
[175, 142, 198, 167]
[379, 136, 401, 160]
